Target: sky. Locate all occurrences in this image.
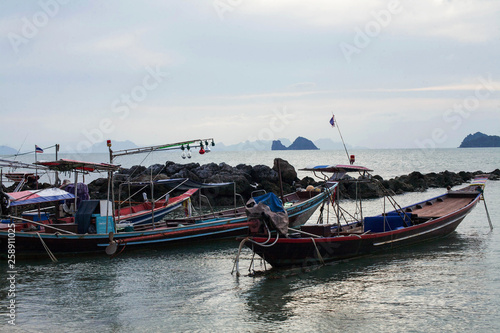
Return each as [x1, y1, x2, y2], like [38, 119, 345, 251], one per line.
[1, 0, 500, 152]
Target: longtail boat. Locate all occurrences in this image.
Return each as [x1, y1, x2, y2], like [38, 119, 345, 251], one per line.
[0, 181, 331, 258]
[235, 166, 491, 272]
[0, 139, 334, 258]
[104, 184, 331, 256]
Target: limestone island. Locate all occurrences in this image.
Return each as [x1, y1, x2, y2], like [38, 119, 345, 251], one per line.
[459, 132, 500, 148]
[272, 137, 319, 150]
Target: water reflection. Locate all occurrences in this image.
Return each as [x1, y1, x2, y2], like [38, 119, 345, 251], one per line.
[0, 218, 495, 332]
[240, 232, 487, 331]
[9, 258, 127, 332]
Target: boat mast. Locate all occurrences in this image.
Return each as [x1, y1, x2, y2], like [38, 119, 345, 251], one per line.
[54, 144, 60, 186]
[107, 138, 216, 231]
[109, 138, 215, 160]
[107, 140, 115, 234]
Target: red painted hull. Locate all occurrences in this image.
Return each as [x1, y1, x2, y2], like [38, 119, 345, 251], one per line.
[246, 190, 482, 268]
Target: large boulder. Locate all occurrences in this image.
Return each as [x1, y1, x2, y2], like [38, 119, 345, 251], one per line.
[193, 162, 220, 179]
[251, 165, 278, 183]
[273, 158, 298, 184]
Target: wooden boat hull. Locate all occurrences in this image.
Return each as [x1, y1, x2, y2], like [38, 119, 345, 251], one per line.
[0, 219, 254, 257]
[115, 188, 199, 225]
[245, 190, 482, 268]
[0, 188, 329, 257]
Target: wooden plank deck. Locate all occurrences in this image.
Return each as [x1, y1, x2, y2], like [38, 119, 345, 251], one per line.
[413, 197, 474, 218]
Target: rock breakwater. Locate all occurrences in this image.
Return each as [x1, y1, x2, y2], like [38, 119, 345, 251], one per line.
[84, 159, 499, 205]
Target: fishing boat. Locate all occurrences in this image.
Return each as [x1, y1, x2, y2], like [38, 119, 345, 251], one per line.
[0, 139, 334, 258]
[104, 183, 332, 256]
[0, 177, 331, 258]
[1, 158, 49, 192]
[235, 166, 491, 271]
[35, 159, 199, 227]
[0, 160, 199, 231]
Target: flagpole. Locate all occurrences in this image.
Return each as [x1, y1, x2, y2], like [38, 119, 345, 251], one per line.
[35, 145, 41, 220]
[332, 114, 350, 164]
[55, 144, 60, 186]
[34, 145, 38, 190]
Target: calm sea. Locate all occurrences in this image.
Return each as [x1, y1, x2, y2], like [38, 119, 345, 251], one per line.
[1, 148, 499, 332]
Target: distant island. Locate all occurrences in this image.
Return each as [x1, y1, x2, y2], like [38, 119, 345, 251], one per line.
[0, 140, 138, 155]
[272, 137, 319, 150]
[459, 132, 500, 148]
[0, 137, 360, 154]
[0, 146, 17, 155]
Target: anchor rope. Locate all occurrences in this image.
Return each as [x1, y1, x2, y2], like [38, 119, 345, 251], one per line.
[36, 232, 58, 262]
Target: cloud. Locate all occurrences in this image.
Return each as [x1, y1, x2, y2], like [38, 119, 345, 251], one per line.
[69, 29, 175, 69]
[240, 0, 500, 42]
[287, 82, 317, 89]
[1, 1, 499, 151]
[213, 77, 500, 101]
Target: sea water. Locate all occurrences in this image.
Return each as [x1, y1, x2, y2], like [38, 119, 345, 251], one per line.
[1, 148, 499, 332]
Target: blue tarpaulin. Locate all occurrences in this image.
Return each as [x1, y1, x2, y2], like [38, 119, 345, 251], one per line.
[251, 192, 286, 213]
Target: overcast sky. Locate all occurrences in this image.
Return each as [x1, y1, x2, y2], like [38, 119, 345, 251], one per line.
[1, 0, 499, 152]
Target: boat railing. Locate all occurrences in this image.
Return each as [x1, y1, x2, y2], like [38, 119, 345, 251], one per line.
[235, 193, 246, 210]
[199, 194, 216, 218]
[251, 189, 267, 198]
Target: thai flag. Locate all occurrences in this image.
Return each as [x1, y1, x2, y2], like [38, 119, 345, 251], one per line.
[329, 116, 335, 127]
[35, 145, 44, 153]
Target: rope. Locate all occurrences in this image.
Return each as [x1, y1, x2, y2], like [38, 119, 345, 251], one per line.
[232, 221, 282, 276]
[247, 232, 280, 247]
[249, 250, 256, 275]
[311, 237, 325, 265]
[232, 237, 249, 276]
[36, 232, 58, 262]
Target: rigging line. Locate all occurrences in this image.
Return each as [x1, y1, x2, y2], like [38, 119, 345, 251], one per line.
[5, 144, 58, 159]
[132, 150, 167, 182]
[120, 149, 155, 182]
[334, 116, 351, 164]
[12, 135, 28, 162]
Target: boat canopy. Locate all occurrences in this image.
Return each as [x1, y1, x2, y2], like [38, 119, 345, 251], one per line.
[35, 159, 120, 173]
[127, 178, 234, 190]
[6, 188, 75, 206]
[300, 164, 373, 173]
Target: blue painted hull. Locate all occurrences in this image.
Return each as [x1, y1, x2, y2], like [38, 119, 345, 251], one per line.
[0, 189, 329, 257]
